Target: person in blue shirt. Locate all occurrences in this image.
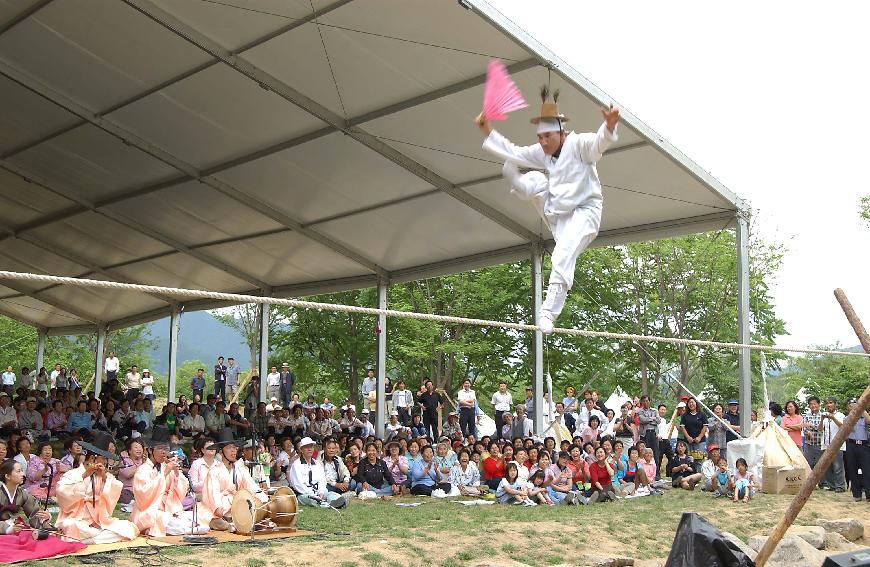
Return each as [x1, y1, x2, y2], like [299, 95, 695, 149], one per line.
[410, 445, 451, 496]
[68, 400, 93, 435]
[846, 397, 870, 502]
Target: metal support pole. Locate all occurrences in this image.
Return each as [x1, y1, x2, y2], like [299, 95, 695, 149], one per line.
[167, 304, 180, 402]
[376, 278, 388, 439]
[94, 324, 106, 398]
[36, 327, 46, 371]
[736, 215, 752, 434]
[258, 289, 271, 403]
[532, 245, 545, 435]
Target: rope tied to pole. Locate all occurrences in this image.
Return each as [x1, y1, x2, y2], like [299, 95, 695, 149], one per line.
[0, 270, 867, 359]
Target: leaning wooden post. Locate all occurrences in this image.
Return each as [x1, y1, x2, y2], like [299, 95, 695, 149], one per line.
[755, 289, 870, 567]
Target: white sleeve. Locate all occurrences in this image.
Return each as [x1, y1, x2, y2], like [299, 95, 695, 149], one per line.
[288, 462, 310, 495]
[482, 130, 547, 169]
[575, 122, 618, 164]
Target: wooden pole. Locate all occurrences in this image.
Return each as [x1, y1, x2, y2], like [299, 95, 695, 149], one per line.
[755, 289, 870, 567]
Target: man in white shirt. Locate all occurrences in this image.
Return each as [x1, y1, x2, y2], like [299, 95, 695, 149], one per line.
[49, 363, 62, 390]
[477, 91, 619, 333]
[266, 366, 281, 403]
[289, 437, 346, 508]
[655, 404, 674, 481]
[821, 396, 847, 492]
[491, 381, 513, 440]
[361, 370, 376, 411]
[105, 351, 120, 383]
[125, 365, 141, 402]
[1, 366, 15, 396]
[393, 380, 413, 425]
[578, 398, 607, 432]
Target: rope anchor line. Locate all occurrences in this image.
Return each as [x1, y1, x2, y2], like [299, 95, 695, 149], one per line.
[0, 270, 866, 359]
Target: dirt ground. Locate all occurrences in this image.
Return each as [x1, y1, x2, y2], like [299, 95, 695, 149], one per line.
[85, 489, 870, 567]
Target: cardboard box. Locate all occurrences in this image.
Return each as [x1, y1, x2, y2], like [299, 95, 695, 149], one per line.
[761, 465, 808, 494]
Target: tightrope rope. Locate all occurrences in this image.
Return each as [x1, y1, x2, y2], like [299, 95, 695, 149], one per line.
[0, 270, 867, 359]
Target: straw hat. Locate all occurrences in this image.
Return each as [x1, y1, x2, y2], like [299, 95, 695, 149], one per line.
[530, 86, 569, 127]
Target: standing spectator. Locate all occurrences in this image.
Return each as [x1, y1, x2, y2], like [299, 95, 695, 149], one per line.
[457, 379, 476, 438]
[491, 381, 513, 440]
[49, 363, 62, 392]
[679, 397, 708, 454]
[225, 357, 240, 399]
[190, 369, 206, 403]
[820, 396, 846, 492]
[637, 395, 659, 465]
[707, 404, 730, 460]
[105, 351, 120, 384]
[393, 380, 413, 425]
[724, 400, 741, 444]
[845, 397, 870, 502]
[512, 405, 533, 439]
[68, 368, 80, 392]
[562, 386, 579, 433]
[1, 366, 15, 396]
[384, 377, 394, 417]
[213, 356, 227, 401]
[36, 367, 49, 393]
[279, 363, 295, 408]
[781, 400, 804, 448]
[523, 387, 535, 423]
[361, 370, 376, 412]
[125, 365, 141, 402]
[140, 369, 155, 401]
[656, 404, 674, 480]
[266, 366, 281, 402]
[55, 368, 68, 392]
[802, 396, 824, 476]
[417, 380, 442, 440]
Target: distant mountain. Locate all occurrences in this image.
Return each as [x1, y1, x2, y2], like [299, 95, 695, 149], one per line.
[145, 311, 248, 374]
[845, 345, 864, 353]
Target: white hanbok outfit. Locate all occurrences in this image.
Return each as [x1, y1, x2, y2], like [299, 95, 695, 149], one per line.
[482, 122, 618, 324]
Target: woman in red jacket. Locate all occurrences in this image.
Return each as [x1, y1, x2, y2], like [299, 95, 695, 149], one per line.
[587, 446, 615, 504]
[482, 441, 505, 491]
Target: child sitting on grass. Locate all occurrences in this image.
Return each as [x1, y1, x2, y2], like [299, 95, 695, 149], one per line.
[496, 462, 536, 506]
[527, 469, 554, 506]
[732, 458, 757, 503]
[711, 457, 733, 498]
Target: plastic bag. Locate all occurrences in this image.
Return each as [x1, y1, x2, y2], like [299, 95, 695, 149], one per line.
[664, 512, 755, 567]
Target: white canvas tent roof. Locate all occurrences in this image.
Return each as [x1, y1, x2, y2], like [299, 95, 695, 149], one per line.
[0, 0, 746, 335]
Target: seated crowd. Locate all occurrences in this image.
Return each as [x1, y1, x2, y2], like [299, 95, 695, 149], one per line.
[0, 359, 864, 543]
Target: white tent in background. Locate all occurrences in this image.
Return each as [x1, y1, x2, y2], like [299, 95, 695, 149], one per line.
[604, 387, 632, 413]
[795, 387, 809, 405]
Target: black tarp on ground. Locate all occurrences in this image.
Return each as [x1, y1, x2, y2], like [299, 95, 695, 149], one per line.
[664, 512, 756, 567]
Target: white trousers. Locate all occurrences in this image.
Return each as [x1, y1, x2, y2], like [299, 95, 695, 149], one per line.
[514, 171, 601, 290]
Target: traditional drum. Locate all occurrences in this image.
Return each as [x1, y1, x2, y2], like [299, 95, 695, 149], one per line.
[231, 488, 268, 535]
[268, 487, 298, 529]
[231, 487, 298, 535]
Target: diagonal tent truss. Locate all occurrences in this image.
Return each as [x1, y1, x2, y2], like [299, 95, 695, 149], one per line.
[0, 0, 752, 435]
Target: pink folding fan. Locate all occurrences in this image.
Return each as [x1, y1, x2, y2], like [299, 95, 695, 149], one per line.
[483, 59, 527, 121]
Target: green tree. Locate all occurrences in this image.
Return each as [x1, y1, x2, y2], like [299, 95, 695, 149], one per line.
[152, 359, 207, 401]
[862, 195, 869, 226]
[0, 316, 37, 370]
[210, 304, 272, 370]
[778, 347, 869, 409]
[271, 289, 378, 405]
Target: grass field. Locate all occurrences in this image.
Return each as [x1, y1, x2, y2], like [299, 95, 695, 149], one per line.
[22, 489, 869, 567]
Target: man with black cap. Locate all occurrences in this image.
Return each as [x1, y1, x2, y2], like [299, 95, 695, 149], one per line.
[56, 431, 139, 543]
[131, 427, 207, 536]
[199, 428, 264, 530]
[477, 89, 619, 333]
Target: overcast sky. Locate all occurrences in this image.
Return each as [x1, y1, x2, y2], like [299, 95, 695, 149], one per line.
[497, 1, 869, 350]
